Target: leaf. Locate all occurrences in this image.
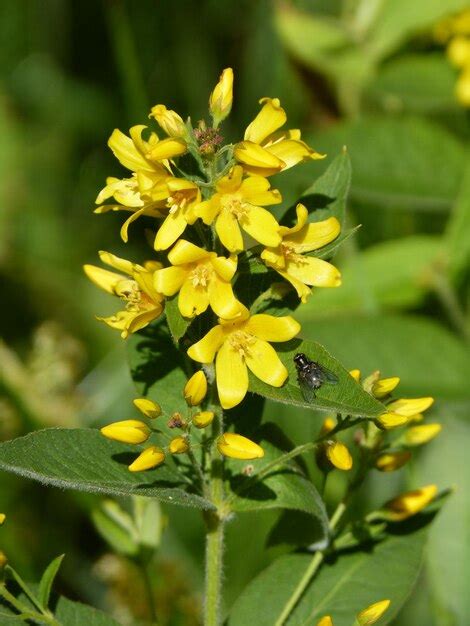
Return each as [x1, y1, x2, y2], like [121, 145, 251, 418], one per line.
[165, 294, 190, 343]
[296, 314, 470, 399]
[0, 429, 213, 510]
[37, 554, 65, 610]
[248, 338, 385, 417]
[298, 235, 441, 317]
[228, 511, 439, 625]
[445, 156, 470, 276]
[91, 504, 139, 557]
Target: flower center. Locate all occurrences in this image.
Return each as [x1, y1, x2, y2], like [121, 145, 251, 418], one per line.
[228, 330, 255, 358]
[281, 242, 306, 264]
[115, 279, 151, 312]
[188, 265, 213, 288]
[221, 194, 249, 220]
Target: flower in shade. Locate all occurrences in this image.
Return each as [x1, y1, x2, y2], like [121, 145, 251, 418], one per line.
[375, 451, 411, 472]
[261, 203, 341, 302]
[169, 436, 189, 454]
[194, 165, 282, 253]
[217, 433, 264, 459]
[325, 441, 353, 471]
[356, 599, 391, 625]
[101, 420, 151, 444]
[187, 306, 300, 409]
[154, 239, 241, 318]
[404, 423, 442, 446]
[83, 251, 164, 338]
[234, 97, 324, 176]
[383, 485, 438, 521]
[209, 67, 234, 127]
[184, 371, 208, 406]
[128, 446, 165, 472]
[192, 411, 215, 429]
[0, 514, 5, 525]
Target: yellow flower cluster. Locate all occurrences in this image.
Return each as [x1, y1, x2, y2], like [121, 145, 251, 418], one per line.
[85, 68, 342, 410]
[100, 371, 265, 471]
[435, 9, 470, 106]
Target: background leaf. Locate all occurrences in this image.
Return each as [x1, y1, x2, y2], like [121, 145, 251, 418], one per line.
[37, 554, 65, 610]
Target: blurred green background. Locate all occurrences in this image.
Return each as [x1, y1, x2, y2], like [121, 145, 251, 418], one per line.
[0, 1, 469, 624]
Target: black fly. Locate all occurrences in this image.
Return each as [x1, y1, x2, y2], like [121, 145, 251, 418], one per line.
[294, 353, 339, 402]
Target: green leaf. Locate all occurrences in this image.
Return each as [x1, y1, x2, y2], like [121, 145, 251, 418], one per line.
[248, 338, 385, 417]
[165, 294, 190, 343]
[296, 314, 470, 399]
[91, 502, 139, 557]
[0, 429, 213, 509]
[445, 156, 470, 276]
[228, 511, 439, 625]
[298, 235, 441, 318]
[37, 554, 64, 610]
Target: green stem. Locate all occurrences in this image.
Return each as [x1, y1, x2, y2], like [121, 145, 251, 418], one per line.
[0, 585, 62, 626]
[431, 270, 470, 341]
[141, 560, 157, 625]
[187, 444, 208, 498]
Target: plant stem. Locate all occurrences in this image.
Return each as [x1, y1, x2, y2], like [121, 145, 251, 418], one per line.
[140, 559, 157, 625]
[0, 585, 62, 626]
[431, 270, 470, 341]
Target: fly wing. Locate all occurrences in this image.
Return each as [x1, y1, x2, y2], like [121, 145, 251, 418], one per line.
[316, 363, 339, 385]
[298, 377, 317, 403]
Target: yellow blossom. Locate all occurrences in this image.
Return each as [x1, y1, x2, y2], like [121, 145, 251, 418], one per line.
[234, 97, 324, 176]
[320, 416, 336, 435]
[261, 203, 341, 302]
[187, 306, 300, 409]
[404, 423, 442, 446]
[456, 68, 470, 107]
[386, 397, 434, 418]
[194, 165, 282, 253]
[100, 420, 151, 445]
[0, 514, 5, 525]
[169, 436, 189, 454]
[376, 412, 409, 430]
[372, 377, 400, 399]
[326, 441, 353, 471]
[375, 451, 411, 472]
[384, 485, 438, 521]
[0, 552, 7, 568]
[217, 433, 264, 460]
[128, 446, 165, 472]
[149, 104, 187, 138]
[154, 178, 201, 250]
[83, 251, 164, 339]
[154, 239, 241, 318]
[184, 371, 208, 406]
[209, 67, 234, 127]
[192, 411, 215, 428]
[447, 35, 470, 66]
[349, 369, 361, 382]
[133, 398, 162, 419]
[356, 599, 391, 625]
[316, 617, 333, 626]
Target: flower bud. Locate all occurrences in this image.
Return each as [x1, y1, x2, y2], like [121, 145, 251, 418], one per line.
[404, 423, 442, 446]
[356, 599, 391, 625]
[184, 371, 208, 406]
[326, 441, 353, 471]
[320, 417, 335, 436]
[169, 436, 189, 454]
[217, 433, 264, 460]
[0, 551, 7, 568]
[384, 484, 437, 521]
[376, 412, 409, 430]
[447, 36, 470, 67]
[386, 397, 434, 417]
[349, 369, 361, 382]
[133, 398, 162, 419]
[372, 377, 400, 399]
[192, 411, 215, 429]
[128, 446, 165, 472]
[456, 69, 470, 107]
[316, 617, 334, 626]
[100, 420, 151, 444]
[375, 451, 411, 472]
[0, 514, 5, 525]
[149, 104, 187, 138]
[209, 68, 233, 126]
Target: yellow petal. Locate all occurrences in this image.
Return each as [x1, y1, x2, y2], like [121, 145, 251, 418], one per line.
[194, 198, 221, 225]
[239, 176, 282, 206]
[126, 307, 163, 335]
[179, 278, 210, 318]
[216, 210, 244, 252]
[241, 205, 281, 247]
[244, 314, 301, 342]
[169, 436, 189, 454]
[216, 165, 244, 193]
[387, 397, 434, 417]
[385, 485, 437, 521]
[267, 138, 325, 170]
[216, 340, 249, 409]
[286, 256, 341, 288]
[375, 451, 411, 472]
[83, 265, 123, 294]
[192, 411, 215, 429]
[154, 266, 187, 296]
[208, 276, 242, 319]
[275, 269, 312, 302]
[98, 250, 138, 274]
[133, 398, 162, 419]
[100, 420, 150, 444]
[187, 325, 226, 363]
[286, 217, 341, 253]
[147, 137, 187, 161]
[372, 377, 400, 399]
[244, 97, 287, 144]
[184, 370, 208, 406]
[404, 424, 442, 446]
[120, 207, 148, 243]
[376, 412, 409, 430]
[326, 441, 353, 471]
[154, 209, 188, 251]
[234, 141, 285, 175]
[209, 67, 234, 125]
[349, 369, 361, 382]
[149, 104, 186, 137]
[0, 514, 6, 526]
[217, 433, 264, 460]
[211, 254, 237, 281]
[245, 338, 288, 387]
[316, 617, 334, 626]
[279, 203, 309, 237]
[129, 446, 165, 471]
[108, 126, 153, 172]
[320, 417, 336, 435]
[168, 239, 210, 265]
[357, 599, 391, 625]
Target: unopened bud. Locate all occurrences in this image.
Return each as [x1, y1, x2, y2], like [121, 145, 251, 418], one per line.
[133, 398, 162, 419]
[100, 420, 151, 444]
[325, 441, 353, 471]
[356, 599, 391, 625]
[372, 377, 400, 399]
[404, 423, 442, 446]
[375, 451, 411, 472]
[192, 411, 215, 429]
[169, 436, 189, 454]
[217, 433, 264, 460]
[209, 68, 233, 127]
[376, 412, 409, 430]
[184, 371, 208, 406]
[128, 446, 165, 472]
[150, 104, 187, 138]
[383, 485, 437, 521]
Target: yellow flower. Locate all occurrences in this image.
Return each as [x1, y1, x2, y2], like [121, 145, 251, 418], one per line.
[217, 433, 264, 459]
[133, 398, 162, 419]
[169, 436, 189, 454]
[149, 104, 187, 138]
[187, 306, 300, 409]
[326, 441, 353, 471]
[376, 412, 409, 430]
[349, 369, 361, 382]
[456, 68, 470, 107]
[447, 35, 470, 67]
[154, 239, 241, 318]
[234, 97, 324, 176]
[0, 551, 7, 568]
[0, 514, 5, 525]
[375, 451, 411, 472]
[386, 397, 434, 418]
[261, 203, 341, 302]
[154, 178, 201, 250]
[356, 599, 391, 625]
[184, 371, 208, 406]
[83, 251, 164, 338]
[404, 423, 442, 446]
[128, 446, 165, 472]
[101, 420, 151, 444]
[320, 416, 336, 435]
[384, 485, 437, 521]
[194, 165, 282, 253]
[316, 618, 333, 626]
[192, 411, 215, 428]
[372, 377, 400, 399]
[209, 67, 234, 127]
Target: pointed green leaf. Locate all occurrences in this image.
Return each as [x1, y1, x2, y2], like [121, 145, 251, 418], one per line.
[0, 429, 213, 510]
[165, 294, 190, 342]
[37, 554, 65, 610]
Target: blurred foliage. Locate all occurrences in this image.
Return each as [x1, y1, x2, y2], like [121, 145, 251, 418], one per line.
[0, 0, 469, 624]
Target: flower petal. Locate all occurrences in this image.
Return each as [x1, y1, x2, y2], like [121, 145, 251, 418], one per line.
[276, 268, 312, 302]
[127, 307, 162, 335]
[154, 266, 187, 296]
[245, 338, 288, 387]
[234, 141, 285, 176]
[98, 250, 138, 274]
[216, 340, 249, 409]
[239, 176, 282, 206]
[83, 265, 123, 294]
[211, 254, 237, 281]
[187, 325, 225, 363]
[267, 139, 325, 170]
[244, 314, 301, 341]
[108, 126, 153, 172]
[216, 210, 244, 253]
[168, 239, 210, 265]
[154, 209, 188, 250]
[244, 97, 287, 144]
[215, 166, 244, 194]
[240, 205, 281, 247]
[279, 203, 309, 237]
[194, 199, 220, 225]
[285, 256, 341, 287]
[208, 276, 242, 319]
[147, 137, 187, 161]
[120, 207, 148, 243]
[178, 279, 210, 318]
[287, 217, 341, 253]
